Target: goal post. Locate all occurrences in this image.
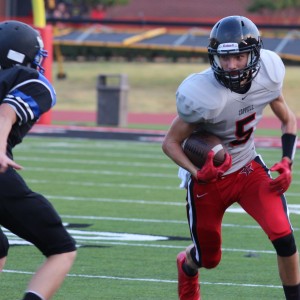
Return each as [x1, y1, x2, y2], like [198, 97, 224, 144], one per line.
[32, 0, 53, 125]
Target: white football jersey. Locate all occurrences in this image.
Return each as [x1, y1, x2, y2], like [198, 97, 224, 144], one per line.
[176, 49, 285, 173]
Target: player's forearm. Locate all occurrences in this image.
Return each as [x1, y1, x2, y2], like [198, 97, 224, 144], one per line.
[162, 139, 198, 176]
[0, 104, 16, 154]
[281, 116, 297, 136]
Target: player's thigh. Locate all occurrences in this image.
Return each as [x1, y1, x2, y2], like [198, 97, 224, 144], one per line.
[0, 169, 76, 256]
[239, 160, 291, 240]
[188, 180, 225, 250]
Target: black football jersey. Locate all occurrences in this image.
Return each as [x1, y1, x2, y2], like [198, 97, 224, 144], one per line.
[0, 66, 56, 157]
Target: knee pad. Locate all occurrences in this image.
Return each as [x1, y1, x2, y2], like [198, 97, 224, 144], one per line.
[272, 233, 297, 257]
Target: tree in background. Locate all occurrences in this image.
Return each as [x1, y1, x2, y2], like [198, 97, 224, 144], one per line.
[247, 0, 300, 12]
[247, 0, 300, 23]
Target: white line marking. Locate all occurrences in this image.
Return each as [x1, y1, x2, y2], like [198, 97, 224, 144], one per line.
[61, 214, 187, 223]
[16, 148, 167, 160]
[47, 195, 184, 206]
[77, 240, 276, 254]
[2, 269, 281, 289]
[17, 156, 175, 169]
[5, 228, 277, 254]
[27, 179, 177, 190]
[60, 214, 300, 230]
[24, 167, 176, 178]
[46, 195, 300, 215]
[24, 179, 300, 202]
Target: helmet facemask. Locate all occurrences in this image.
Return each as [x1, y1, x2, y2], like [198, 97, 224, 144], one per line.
[209, 44, 261, 92]
[31, 49, 48, 74]
[31, 36, 48, 74]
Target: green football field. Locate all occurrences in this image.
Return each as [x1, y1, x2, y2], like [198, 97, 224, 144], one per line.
[2, 135, 300, 300]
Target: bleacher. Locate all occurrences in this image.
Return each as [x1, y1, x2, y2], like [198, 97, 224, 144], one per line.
[52, 23, 300, 63]
[49, 0, 300, 63]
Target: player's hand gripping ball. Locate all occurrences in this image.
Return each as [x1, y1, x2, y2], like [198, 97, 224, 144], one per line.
[182, 131, 232, 183]
[182, 131, 227, 168]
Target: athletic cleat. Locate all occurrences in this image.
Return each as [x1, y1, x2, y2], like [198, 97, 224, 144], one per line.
[177, 251, 200, 300]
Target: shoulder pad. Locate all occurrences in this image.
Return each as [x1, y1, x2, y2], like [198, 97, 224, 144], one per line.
[176, 70, 226, 123]
[257, 50, 285, 91]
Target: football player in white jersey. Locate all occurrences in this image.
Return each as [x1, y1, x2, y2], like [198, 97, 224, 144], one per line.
[162, 16, 300, 300]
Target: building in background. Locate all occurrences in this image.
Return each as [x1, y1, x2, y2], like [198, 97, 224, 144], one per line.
[0, 0, 299, 26]
[0, 0, 32, 22]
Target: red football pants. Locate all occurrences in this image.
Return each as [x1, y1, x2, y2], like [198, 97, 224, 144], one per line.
[186, 156, 292, 269]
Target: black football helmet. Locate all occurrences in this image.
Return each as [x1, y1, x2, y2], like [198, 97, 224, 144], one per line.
[208, 16, 262, 92]
[0, 20, 47, 74]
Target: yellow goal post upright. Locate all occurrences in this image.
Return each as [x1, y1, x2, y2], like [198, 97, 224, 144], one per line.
[32, 0, 53, 125]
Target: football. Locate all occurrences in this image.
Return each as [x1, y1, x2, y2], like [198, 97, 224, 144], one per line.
[182, 131, 226, 168]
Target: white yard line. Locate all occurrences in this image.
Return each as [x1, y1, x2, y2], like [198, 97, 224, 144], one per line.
[2, 269, 282, 289]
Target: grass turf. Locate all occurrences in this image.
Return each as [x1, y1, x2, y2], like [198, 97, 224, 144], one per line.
[1, 136, 299, 299]
[52, 61, 300, 118]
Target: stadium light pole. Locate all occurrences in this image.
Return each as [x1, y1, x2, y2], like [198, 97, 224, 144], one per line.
[31, 0, 53, 125]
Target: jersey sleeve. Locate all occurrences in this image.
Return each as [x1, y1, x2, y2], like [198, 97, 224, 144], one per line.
[176, 70, 227, 123]
[3, 70, 56, 125]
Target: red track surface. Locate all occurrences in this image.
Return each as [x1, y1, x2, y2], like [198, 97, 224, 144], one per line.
[51, 110, 290, 129]
[40, 110, 300, 148]
[33, 110, 300, 148]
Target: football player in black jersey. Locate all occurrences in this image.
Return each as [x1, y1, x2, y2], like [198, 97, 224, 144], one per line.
[0, 21, 77, 300]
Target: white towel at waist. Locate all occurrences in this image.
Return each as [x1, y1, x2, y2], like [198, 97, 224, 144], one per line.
[178, 167, 191, 189]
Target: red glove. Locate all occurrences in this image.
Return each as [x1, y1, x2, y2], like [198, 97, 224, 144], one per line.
[269, 158, 292, 194]
[196, 150, 232, 183]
